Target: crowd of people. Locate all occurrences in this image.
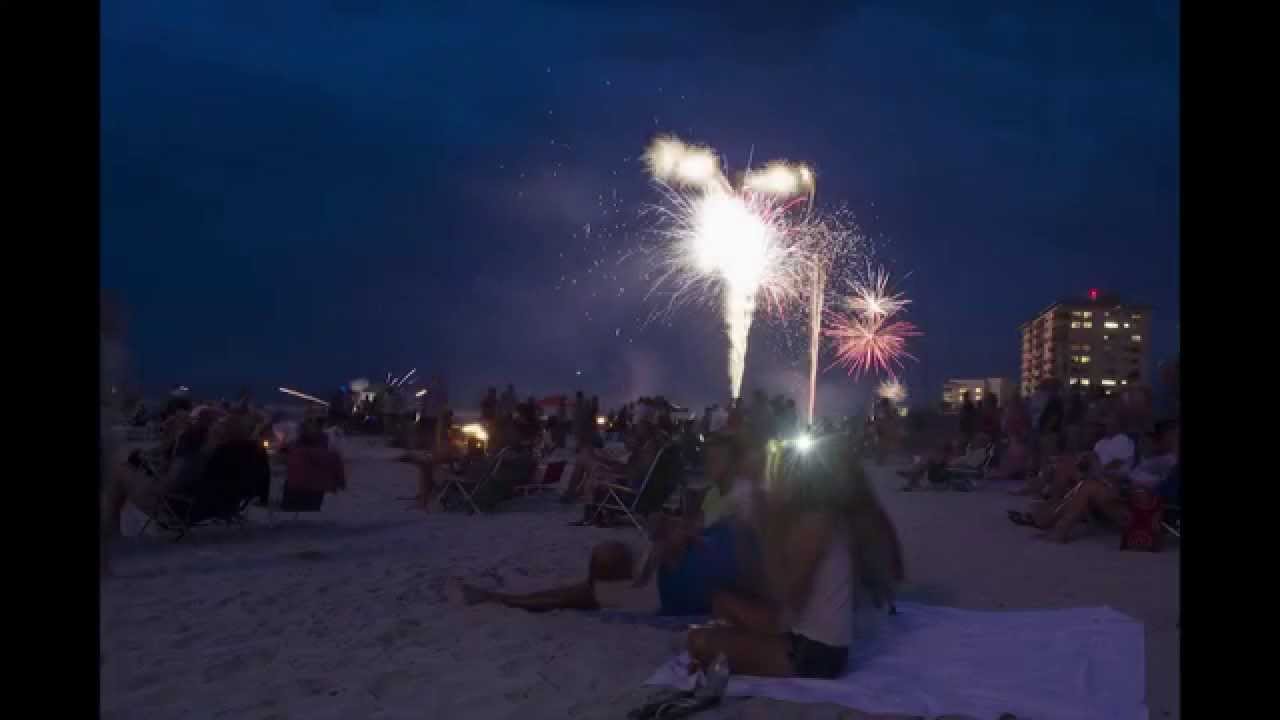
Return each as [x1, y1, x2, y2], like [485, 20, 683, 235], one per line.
[102, 347, 1178, 691]
[450, 400, 905, 684]
[887, 368, 1181, 548]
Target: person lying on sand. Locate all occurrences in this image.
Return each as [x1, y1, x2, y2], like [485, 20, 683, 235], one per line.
[1008, 420, 1177, 543]
[685, 435, 903, 680]
[448, 430, 767, 616]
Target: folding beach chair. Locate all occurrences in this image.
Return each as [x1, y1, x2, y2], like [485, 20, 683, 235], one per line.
[945, 443, 995, 491]
[439, 447, 508, 514]
[135, 439, 265, 540]
[1161, 505, 1181, 539]
[440, 446, 533, 513]
[588, 444, 684, 536]
[514, 459, 567, 496]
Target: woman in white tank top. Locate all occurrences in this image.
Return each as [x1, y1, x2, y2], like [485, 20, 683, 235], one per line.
[685, 434, 902, 680]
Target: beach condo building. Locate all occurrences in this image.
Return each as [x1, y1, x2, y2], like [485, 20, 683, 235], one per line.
[941, 377, 1012, 412]
[1019, 289, 1151, 397]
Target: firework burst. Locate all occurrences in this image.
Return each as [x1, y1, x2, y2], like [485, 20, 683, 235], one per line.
[847, 265, 909, 319]
[826, 266, 922, 379]
[827, 312, 921, 378]
[877, 379, 908, 405]
[645, 135, 816, 399]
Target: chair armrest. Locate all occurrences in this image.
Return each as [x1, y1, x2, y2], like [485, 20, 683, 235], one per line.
[602, 482, 636, 494]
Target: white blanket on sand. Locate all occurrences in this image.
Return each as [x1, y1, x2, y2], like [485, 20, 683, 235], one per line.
[646, 603, 1147, 720]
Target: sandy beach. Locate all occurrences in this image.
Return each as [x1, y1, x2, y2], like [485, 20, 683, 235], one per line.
[100, 439, 1179, 719]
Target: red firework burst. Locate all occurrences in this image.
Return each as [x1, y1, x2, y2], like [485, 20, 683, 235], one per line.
[825, 311, 921, 378]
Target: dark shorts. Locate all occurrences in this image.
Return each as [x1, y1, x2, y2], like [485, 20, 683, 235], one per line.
[787, 632, 848, 679]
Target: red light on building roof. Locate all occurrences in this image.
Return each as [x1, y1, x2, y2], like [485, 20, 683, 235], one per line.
[1088, 288, 1099, 301]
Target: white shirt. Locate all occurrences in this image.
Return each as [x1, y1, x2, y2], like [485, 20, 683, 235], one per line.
[790, 525, 853, 647]
[1093, 433, 1135, 470]
[1130, 453, 1177, 489]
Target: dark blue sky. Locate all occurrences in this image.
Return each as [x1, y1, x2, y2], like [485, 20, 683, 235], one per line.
[101, 0, 1179, 413]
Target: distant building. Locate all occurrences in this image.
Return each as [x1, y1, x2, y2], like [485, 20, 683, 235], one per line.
[942, 378, 1012, 411]
[1019, 289, 1151, 396]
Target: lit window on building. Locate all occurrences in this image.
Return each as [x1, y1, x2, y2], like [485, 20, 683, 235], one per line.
[1101, 379, 1117, 386]
[1082, 312, 1092, 318]
[1131, 335, 1141, 342]
[1123, 322, 1130, 329]
[1079, 378, 1090, 385]
[1069, 378, 1079, 385]
[1083, 322, 1092, 329]
[1070, 321, 1080, 329]
[1103, 321, 1120, 329]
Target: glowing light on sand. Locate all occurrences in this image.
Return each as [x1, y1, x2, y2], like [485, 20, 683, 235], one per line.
[461, 423, 488, 442]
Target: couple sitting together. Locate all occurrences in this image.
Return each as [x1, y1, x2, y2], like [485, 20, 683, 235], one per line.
[1007, 416, 1179, 544]
[449, 428, 904, 681]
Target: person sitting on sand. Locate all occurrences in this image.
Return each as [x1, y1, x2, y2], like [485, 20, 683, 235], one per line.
[683, 435, 903, 680]
[1007, 414, 1137, 527]
[985, 433, 1031, 481]
[1008, 420, 1178, 543]
[448, 429, 766, 616]
[897, 440, 959, 491]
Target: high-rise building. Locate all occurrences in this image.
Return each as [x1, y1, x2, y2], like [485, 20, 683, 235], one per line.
[1019, 290, 1151, 396]
[941, 377, 1012, 412]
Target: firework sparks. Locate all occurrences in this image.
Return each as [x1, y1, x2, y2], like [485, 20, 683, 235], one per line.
[877, 379, 908, 405]
[743, 161, 815, 198]
[847, 266, 909, 320]
[827, 313, 921, 378]
[645, 135, 815, 399]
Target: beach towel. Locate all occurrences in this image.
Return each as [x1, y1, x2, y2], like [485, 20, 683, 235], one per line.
[646, 603, 1146, 720]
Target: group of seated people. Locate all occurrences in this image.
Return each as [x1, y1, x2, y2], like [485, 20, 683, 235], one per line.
[1006, 415, 1180, 546]
[448, 427, 905, 681]
[101, 405, 347, 549]
[896, 429, 1030, 491]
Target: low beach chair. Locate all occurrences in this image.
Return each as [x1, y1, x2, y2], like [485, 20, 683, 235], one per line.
[945, 443, 995, 491]
[514, 459, 567, 496]
[588, 445, 684, 536]
[440, 446, 534, 513]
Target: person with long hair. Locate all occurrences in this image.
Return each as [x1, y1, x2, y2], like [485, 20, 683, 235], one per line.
[685, 435, 904, 679]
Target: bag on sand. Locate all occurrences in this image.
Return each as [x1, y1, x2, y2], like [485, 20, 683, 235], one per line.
[1120, 488, 1164, 552]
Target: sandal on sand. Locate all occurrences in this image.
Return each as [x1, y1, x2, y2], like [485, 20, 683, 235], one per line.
[628, 690, 722, 720]
[1007, 510, 1039, 528]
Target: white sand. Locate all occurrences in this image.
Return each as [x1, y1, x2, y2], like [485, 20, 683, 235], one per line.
[101, 440, 1179, 719]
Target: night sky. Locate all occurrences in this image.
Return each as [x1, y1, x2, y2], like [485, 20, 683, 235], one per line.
[101, 1, 1179, 414]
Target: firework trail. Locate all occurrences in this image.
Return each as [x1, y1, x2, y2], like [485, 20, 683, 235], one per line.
[644, 135, 815, 400]
[806, 263, 826, 426]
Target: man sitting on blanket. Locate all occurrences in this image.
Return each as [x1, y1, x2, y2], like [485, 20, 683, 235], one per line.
[447, 429, 767, 616]
[1009, 419, 1177, 543]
